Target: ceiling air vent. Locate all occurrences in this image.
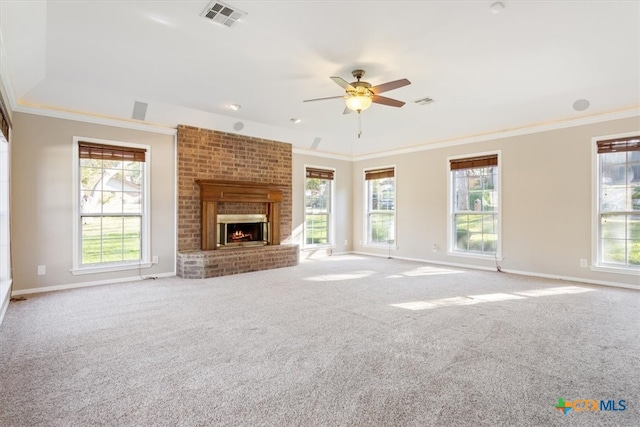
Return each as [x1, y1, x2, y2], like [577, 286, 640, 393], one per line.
[414, 97, 435, 106]
[201, 1, 247, 28]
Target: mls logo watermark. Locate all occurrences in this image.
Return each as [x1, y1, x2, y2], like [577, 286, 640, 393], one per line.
[555, 398, 627, 414]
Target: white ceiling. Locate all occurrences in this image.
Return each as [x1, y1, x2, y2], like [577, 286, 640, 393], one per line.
[1, 0, 639, 157]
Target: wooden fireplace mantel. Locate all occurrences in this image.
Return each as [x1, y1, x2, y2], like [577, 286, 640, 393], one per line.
[196, 180, 283, 250]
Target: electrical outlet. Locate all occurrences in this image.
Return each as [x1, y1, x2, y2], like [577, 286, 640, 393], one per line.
[37, 265, 46, 276]
[344, 240, 348, 246]
[432, 244, 438, 252]
[152, 256, 159, 264]
[580, 259, 588, 268]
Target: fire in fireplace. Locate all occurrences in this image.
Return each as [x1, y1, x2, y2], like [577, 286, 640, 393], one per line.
[217, 214, 268, 247]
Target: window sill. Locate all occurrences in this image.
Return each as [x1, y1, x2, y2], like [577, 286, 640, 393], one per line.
[590, 264, 640, 276]
[71, 262, 152, 275]
[448, 251, 503, 261]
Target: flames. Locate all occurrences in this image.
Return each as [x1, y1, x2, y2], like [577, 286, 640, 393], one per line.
[230, 230, 252, 242]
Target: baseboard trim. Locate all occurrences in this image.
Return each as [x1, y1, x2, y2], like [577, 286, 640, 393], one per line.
[351, 251, 639, 291]
[0, 279, 11, 326]
[11, 272, 176, 296]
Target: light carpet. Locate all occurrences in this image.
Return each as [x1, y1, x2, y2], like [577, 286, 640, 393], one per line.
[1, 255, 638, 426]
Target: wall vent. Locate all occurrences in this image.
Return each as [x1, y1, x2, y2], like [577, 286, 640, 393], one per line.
[414, 97, 435, 106]
[201, 1, 247, 28]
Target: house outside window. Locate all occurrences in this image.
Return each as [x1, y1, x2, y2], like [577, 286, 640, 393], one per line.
[449, 153, 500, 257]
[595, 135, 639, 270]
[73, 139, 150, 273]
[304, 167, 333, 246]
[365, 167, 395, 246]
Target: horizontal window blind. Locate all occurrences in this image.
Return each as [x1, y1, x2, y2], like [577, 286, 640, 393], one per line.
[597, 136, 640, 154]
[365, 167, 395, 180]
[306, 167, 334, 180]
[79, 142, 146, 162]
[450, 154, 498, 171]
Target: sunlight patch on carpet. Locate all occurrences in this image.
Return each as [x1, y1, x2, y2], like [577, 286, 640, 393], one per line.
[391, 286, 595, 311]
[304, 270, 376, 282]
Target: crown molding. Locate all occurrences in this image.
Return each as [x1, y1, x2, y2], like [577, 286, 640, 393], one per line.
[292, 147, 352, 161]
[353, 107, 640, 161]
[14, 103, 177, 136]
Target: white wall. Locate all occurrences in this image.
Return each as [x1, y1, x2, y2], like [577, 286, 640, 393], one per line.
[10, 112, 176, 293]
[352, 116, 639, 288]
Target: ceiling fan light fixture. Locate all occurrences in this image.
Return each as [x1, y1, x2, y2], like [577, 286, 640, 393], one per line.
[345, 95, 373, 112]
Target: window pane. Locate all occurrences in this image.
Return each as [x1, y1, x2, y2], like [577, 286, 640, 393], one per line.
[630, 215, 640, 240]
[369, 213, 394, 244]
[601, 239, 626, 264]
[632, 184, 640, 211]
[81, 217, 102, 264]
[305, 213, 328, 245]
[601, 187, 628, 212]
[601, 215, 626, 239]
[102, 191, 124, 214]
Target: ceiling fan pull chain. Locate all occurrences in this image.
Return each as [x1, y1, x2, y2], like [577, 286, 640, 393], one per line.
[358, 112, 362, 138]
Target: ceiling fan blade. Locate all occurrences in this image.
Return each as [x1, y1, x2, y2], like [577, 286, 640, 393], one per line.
[343, 106, 353, 115]
[330, 76, 355, 91]
[303, 95, 345, 103]
[370, 78, 411, 94]
[372, 95, 405, 107]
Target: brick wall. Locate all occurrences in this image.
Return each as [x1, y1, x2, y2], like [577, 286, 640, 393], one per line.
[177, 125, 292, 251]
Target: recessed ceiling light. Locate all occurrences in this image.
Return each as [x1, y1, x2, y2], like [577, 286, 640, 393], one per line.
[227, 104, 241, 111]
[490, 2, 505, 14]
[290, 118, 301, 124]
[148, 15, 174, 26]
[572, 99, 590, 111]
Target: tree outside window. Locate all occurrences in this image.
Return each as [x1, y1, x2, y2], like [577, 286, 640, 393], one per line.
[77, 142, 147, 267]
[365, 167, 395, 245]
[450, 154, 500, 256]
[597, 136, 640, 268]
[304, 168, 333, 246]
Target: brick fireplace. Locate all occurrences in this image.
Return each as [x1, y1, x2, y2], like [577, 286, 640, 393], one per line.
[176, 125, 298, 278]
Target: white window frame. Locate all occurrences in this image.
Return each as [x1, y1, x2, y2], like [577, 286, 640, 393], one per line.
[591, 132, 639, 275]
[0, 131, 11, 307]
[447, 151, 502, 260]
[303, 165, 334, 248]
[363, 165, 397, 249]
[71, 137, 151, 274]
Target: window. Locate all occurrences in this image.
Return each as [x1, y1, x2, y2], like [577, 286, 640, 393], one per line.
[596, 136, 639, 270]
[450, 153, 500, 256]
[0, 98, 11, 308]
[304, 167, 333, 246]
[365, 167, 395, 245]
[0, 130, 10, 296]
[73, 140, 150, 273]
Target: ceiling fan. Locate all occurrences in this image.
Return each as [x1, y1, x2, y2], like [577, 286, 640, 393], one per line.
[303, 69, 411, 137]
[304, 69, 411, 112]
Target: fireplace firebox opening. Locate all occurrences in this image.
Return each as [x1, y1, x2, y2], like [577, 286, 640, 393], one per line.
[217, 214, 268, 248]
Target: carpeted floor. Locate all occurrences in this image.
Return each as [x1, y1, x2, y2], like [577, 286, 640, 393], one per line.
[0, 255, 638, 426]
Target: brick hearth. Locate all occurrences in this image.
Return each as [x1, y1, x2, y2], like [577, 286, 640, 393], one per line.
[177, 245, 299, 279]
